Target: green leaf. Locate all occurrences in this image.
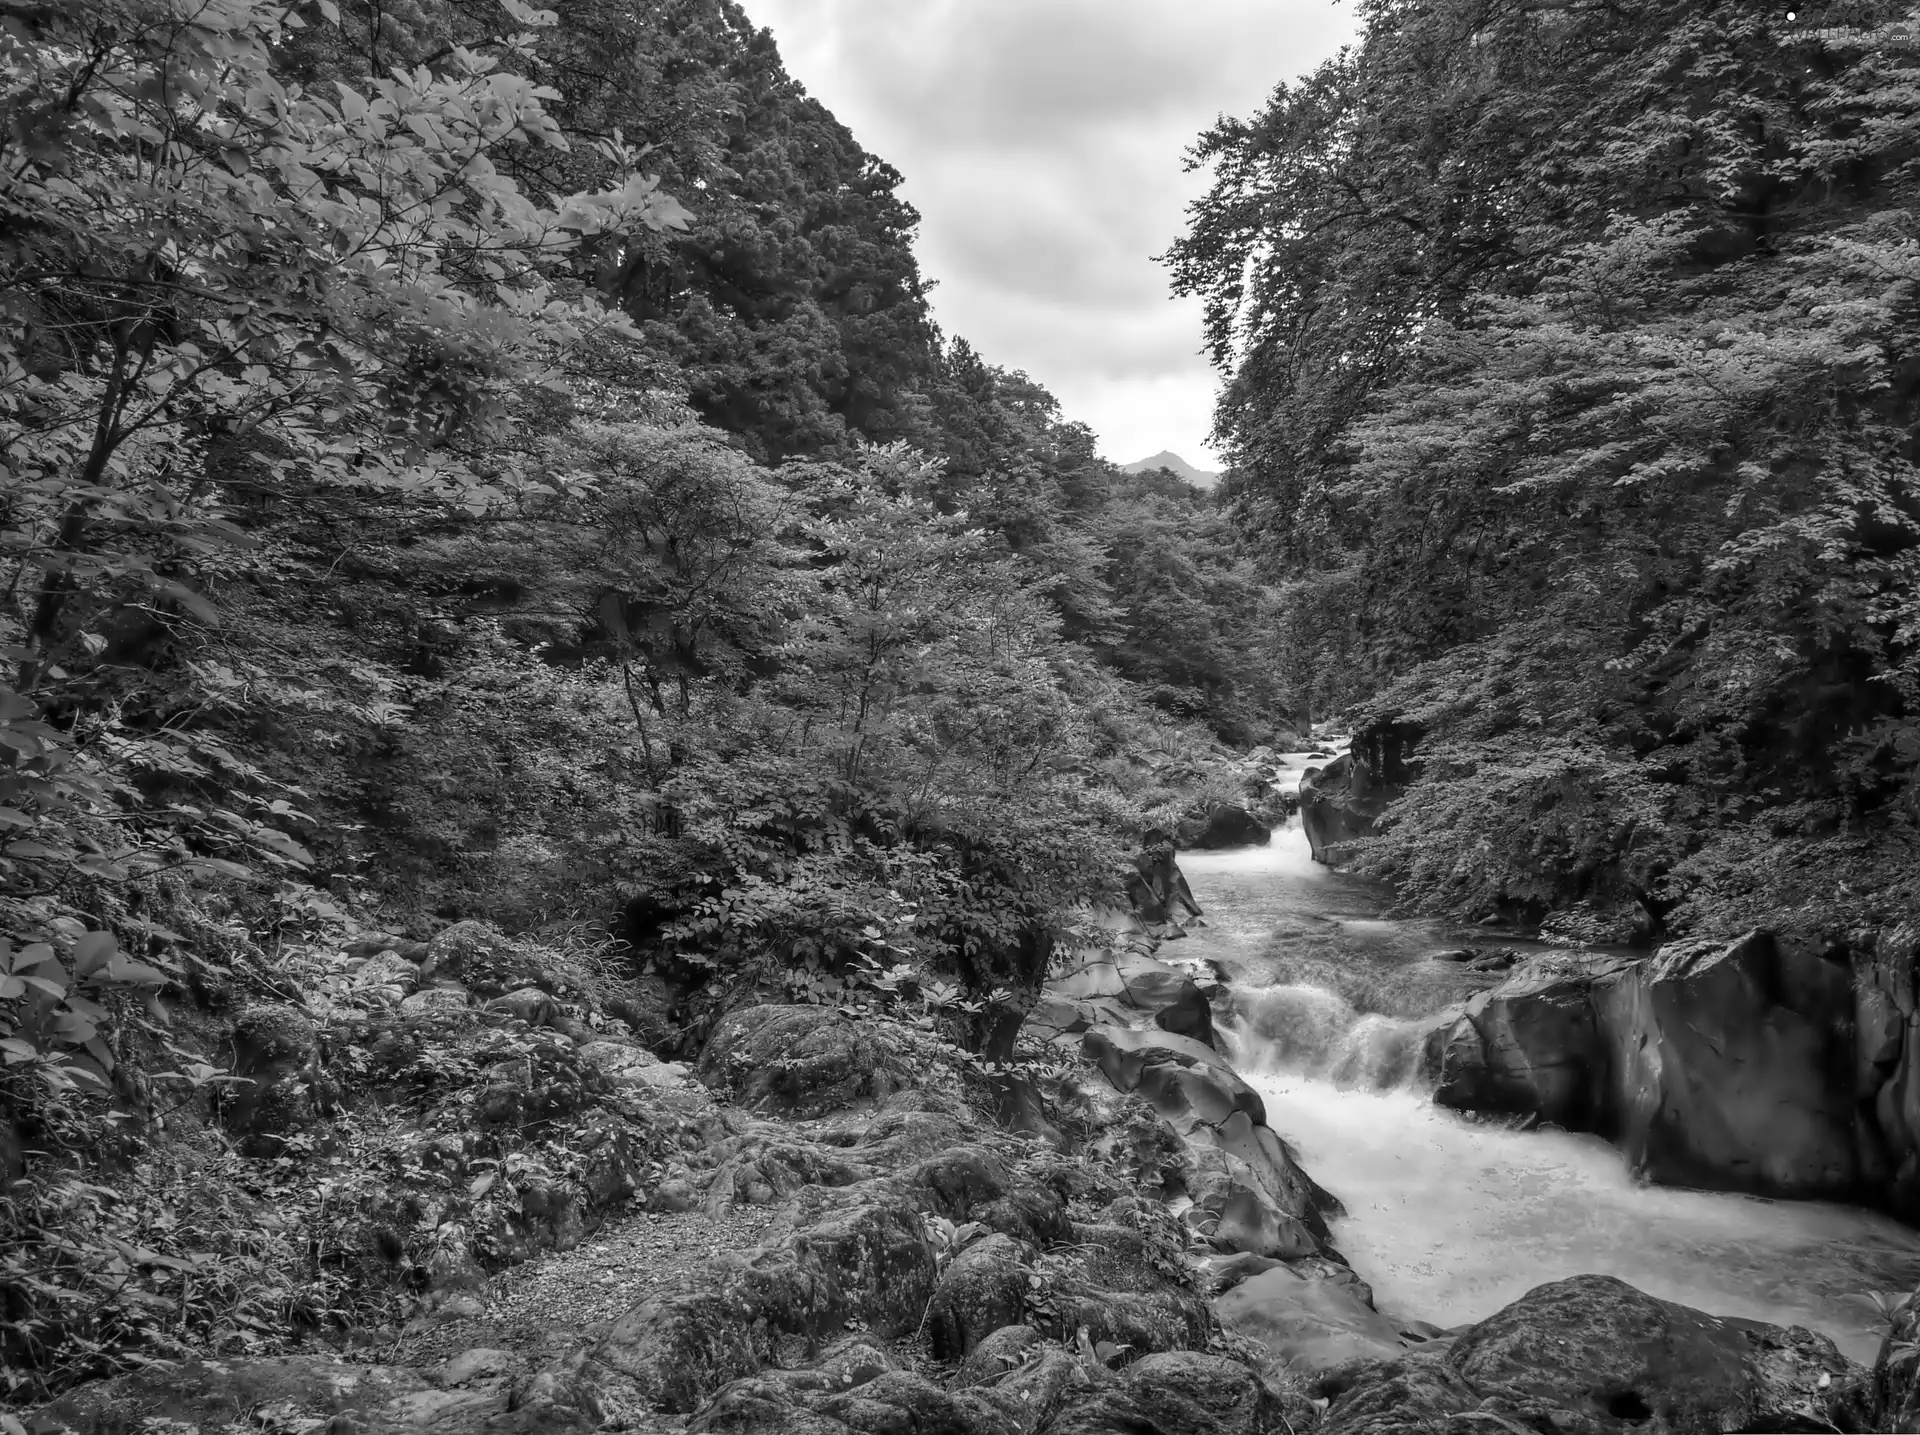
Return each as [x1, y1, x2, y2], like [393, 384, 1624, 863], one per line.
[71, 932, 118, 978]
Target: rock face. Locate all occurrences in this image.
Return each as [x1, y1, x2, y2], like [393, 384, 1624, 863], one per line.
[1079, 1025, 1342, 1260]
[1324, 1275, 1871, 1435]
[1299, 722, 1418, 866]
[1429, 932, 1866, 1202]
[1184, 804, 1271, 851]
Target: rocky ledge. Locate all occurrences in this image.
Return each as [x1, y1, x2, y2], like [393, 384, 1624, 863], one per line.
[20, 927, 1909, 1434]
[1426, 924, 1920, 1218]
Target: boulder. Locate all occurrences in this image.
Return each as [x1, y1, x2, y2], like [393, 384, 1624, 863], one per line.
[577, 1039, 661, 1085]
[1215, 1265, 1405, 1375]
[690, 1366, 1022, 1435]
[927, 1234, 1036, 1360]
[1041, 1352, 1283, 1435]
[400, 986, 471, 1017]
[1184, 804, 1271, 851]
[1081, 1027, 1338, 1259]
[696, 1005, 943, 1118]
[489, 986, 559, 1027]
[1428, 953, 1629, 1126]
[955, 1325, 1050, 1388]
[1322, 1274, 1870, 1435]
[1431, 933, 1867, 1203]
[1299, 723, 1418, 866]
[1601, 930, 1859, 1196]
[1049, 951, 1216, 1048]
[583, 1187, 936, 1412]
[349, 949, 420, 1005]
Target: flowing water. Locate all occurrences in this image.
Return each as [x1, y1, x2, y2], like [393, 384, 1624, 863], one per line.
[1167, 752, 1920, 1364]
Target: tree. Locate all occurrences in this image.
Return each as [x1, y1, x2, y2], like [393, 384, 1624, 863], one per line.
[1173, 0, 1920, 937]
[0, 0, 686, 1087]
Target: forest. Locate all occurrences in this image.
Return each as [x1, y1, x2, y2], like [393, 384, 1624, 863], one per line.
[3, 0, 1919, 1430]
[1172, 0, 1920, 948]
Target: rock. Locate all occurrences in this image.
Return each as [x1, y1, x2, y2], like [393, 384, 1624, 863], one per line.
[1049, 951, 1216, 1047]
[26, 1353, 603, 1434]
[419, 920, 546, 999]
[577, 1039, 661, 1085]
[350, 949, 421, 1004]
[1184, 804, 1271, 851]
[696, 1005, 945, 1118]
[1299, 723, 1418, 866]
[400, 986, 472, 1017]
[1431, 933, 1866, 1203]
[1602, 930, 1858, 1196]
[582, 1186, 937, 1412]
[977, 1346, 1084, 1432]
[956, 1325, 1050, 1387]
[1215, 1266, 1405, 1375]
[927, 1234, 1036, 1360]
[1429, 953, 1627, 1126]
[1042, 1352, 1281, 1435]
[1079, 1027, 1337, 1261]
[1322, 1274, 1870, 1435]
[489, 986, 559, 1026]
[221, 1004, 335, 1155]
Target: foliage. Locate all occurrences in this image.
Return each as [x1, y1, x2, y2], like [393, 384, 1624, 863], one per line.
[0, 0, 1286, 1397]
[1174, 0, 1920, 937]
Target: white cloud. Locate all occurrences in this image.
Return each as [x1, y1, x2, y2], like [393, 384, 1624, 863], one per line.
[748, 0, 1356, 467]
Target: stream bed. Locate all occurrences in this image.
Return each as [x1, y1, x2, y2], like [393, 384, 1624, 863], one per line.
[1169, 754, 1920, 1365]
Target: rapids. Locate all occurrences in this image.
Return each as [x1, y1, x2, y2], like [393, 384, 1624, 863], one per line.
[1168, 752, 1920, 1364]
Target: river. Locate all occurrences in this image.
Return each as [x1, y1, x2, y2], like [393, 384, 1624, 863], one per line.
[1167, 752, 1920, 1364]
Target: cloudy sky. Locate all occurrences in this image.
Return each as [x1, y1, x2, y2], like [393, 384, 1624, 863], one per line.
[747, 0, 1356, 470]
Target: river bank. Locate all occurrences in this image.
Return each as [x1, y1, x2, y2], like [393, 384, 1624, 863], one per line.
[1169, 761, 1920, 1365]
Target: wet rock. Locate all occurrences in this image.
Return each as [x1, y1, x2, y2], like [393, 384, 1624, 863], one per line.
[1602, 930, 1858, 1196]
[1184, 804, 1271, 851]
[1433, 933, 1866, 1203]
[1215, 1265, 1405, 1374]
[1079, 1027, 1336, 1261]
[1429, 954, 1626, 1126]
[1299, 723, 1418, 866]
[1049, 951, 1216, 1048]
[1322, 1274, 1870, 1435]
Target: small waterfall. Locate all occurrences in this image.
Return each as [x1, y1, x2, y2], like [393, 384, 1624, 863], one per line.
[1222, 983, 1435, 1093]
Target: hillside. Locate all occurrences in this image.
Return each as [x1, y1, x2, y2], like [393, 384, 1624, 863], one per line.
[0, 0, 1296, 1410]
[1121, 451, 1221, 489]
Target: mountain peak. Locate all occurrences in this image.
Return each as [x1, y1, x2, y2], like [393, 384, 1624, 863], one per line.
[1121, 450, 1221, 488]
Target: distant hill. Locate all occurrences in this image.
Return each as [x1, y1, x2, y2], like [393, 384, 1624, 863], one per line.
[1122, 450, 1221, 488]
